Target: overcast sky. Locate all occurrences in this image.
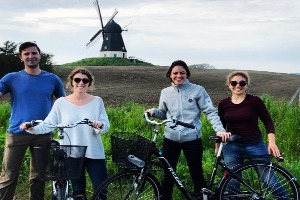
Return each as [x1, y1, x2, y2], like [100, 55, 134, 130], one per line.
[1, 0, 299, 74]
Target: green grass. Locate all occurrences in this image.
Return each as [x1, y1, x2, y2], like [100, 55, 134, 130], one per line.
[59, 57, 153, 67]
[0, 96, 300, 199]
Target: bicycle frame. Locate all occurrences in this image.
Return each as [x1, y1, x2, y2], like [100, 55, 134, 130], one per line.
[132, 137, 284, 200]
[137, 113, 290, 199]
[149, 146, 195, 199]
[203, 140, 259, 196]
[52, 127, 70, 200]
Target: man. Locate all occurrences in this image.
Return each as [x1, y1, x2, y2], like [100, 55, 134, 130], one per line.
[0, 41, 65, 200]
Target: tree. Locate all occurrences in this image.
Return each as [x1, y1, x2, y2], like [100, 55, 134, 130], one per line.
[0, 41, 17, 56]
[0, 41, 54, 78]
[189, 63, 215, 69]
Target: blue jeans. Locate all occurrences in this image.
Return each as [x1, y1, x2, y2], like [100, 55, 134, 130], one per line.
[222, 141, 288, 199]
[222, 140, 270, 167]
[71, 158, 107, 197]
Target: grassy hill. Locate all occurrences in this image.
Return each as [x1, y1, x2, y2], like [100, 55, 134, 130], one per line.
[59, 57, 153, 67]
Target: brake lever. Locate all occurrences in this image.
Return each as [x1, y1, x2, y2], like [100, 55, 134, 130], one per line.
[275, 153, 284, 162]
[26, 120, 42, 129]
[169, 116, 178, 129]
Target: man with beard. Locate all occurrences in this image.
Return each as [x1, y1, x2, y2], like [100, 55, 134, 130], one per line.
[0, 41, 65, 200]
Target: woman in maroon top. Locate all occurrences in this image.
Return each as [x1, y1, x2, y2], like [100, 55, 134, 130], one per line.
[217, 71, 287, 195]
[218, 71, 281, 162]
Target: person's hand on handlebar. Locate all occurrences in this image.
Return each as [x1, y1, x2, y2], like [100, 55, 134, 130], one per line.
[145, 109, 154, 116]
[214, 132, 231, 155]
[20, 120, 42, 131]
[216, 131, 231, 142]
[91, 120, 103, 129]
[20, 122, 31, 130]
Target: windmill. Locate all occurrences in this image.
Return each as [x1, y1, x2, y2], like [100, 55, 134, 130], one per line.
[86, 0, 127, 58]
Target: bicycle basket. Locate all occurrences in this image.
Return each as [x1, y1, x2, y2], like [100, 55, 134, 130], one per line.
[111, 132, 153, 168]
[34, 145, 87, 181]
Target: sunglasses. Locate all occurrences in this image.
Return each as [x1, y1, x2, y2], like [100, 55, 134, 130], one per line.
[73, 78, 90, 84]
[230, 81, 247, 87]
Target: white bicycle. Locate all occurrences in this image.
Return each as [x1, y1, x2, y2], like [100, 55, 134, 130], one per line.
[27, 118, 98, 200]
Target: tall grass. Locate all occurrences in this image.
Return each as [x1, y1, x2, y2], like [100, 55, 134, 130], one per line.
[0, 95, 299, 199]
[260, 94, 300, 160]
[0, 102, 10, 140]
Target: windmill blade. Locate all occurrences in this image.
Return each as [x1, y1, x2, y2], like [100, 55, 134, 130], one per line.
[104, 8, 118, 26]
[93, 0, 104, 39]
[86, 1, 118, 48]
[86, 34, 102, 49]
[86, 29, 103, 47]
[122, 22, 132, 31]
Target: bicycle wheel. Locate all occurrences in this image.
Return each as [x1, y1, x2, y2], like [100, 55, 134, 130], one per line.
[92, 169, 161, 200]
[55, 181, 67, 200]
[217, 161, 300, 199]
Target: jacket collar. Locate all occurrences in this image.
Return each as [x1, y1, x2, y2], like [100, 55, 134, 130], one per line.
[171, 79, 190, 90]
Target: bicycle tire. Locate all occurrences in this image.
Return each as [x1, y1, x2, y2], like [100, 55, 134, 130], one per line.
[217, 161, 300, 199]
[92, 169, 161, 200]
[55, 181, 67, 200]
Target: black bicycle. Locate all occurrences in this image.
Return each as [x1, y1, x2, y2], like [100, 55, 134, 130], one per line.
[29, 118, 97, 200]
[92, 113, 299, 199]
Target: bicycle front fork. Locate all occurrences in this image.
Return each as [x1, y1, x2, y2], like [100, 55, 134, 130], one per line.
[53, 180, 71, 200]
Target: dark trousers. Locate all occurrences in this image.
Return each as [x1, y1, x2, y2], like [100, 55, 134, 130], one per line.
[161, 138, 207, 200]
[0, 133, 51, 200]
[71, 158, 108, 197]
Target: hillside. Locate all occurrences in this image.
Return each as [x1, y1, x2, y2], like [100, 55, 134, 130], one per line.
[54, 66, 300, 106]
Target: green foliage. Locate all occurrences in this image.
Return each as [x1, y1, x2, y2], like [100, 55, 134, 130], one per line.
[260, 94, 300, 159]
[0, 41, 17, 56]
[0, 97, 300, 199]
[0, 103, 10, 144]
[0, 40, 54, 78]
[60, 57, 153, 67]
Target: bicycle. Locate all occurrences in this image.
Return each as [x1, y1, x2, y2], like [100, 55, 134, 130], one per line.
[28, 118, 98, 200]
[92, 112, 300, 199]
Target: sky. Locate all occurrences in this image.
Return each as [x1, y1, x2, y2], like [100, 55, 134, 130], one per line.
[0, 0, 299, 74]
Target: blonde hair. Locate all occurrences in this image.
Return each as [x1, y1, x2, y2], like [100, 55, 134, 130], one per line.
[226, 71, 250, 85]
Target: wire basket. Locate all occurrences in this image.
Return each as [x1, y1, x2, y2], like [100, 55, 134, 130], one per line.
[34, 145, 87, 181]
[111, 132, 153, 168]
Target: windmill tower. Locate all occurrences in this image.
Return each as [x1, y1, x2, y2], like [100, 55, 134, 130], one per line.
[86, 0, 127, 58]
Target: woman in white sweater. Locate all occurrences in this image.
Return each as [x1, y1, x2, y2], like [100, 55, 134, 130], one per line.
[20, 67, 110, 200]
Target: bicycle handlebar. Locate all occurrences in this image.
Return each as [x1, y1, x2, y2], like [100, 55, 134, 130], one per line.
[144, 112, 195, 129]
[26, 118, 99, 130]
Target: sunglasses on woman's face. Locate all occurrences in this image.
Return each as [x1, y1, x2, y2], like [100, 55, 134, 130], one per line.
[73, 78, 90, 84]
[230, 80, 247, 87]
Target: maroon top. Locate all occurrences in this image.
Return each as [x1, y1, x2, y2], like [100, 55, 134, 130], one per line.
[218, 94, 275, 143]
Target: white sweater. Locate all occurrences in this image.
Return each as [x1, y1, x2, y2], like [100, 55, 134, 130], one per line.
[27, 96, 110, 159]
